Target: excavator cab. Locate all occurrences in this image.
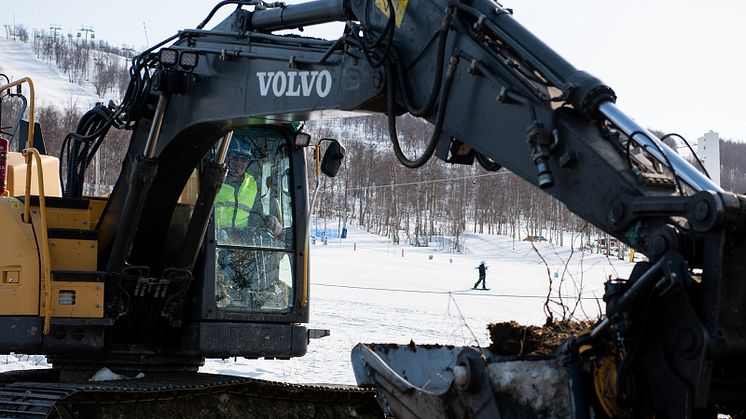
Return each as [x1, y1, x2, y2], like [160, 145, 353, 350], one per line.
[169, 125, 316, 360]
[94, 123, 320, 365]
[0, 84, 321, 370]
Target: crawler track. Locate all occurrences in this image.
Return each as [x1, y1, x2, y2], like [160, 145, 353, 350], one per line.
[0, 370, 382, 418]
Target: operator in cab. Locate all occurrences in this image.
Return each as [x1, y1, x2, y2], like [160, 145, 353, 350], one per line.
[214, 138, 281, 238]
[214, 129, 294, 312]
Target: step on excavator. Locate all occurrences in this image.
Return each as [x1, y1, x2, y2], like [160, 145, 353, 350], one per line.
[0, 0, 744, 417]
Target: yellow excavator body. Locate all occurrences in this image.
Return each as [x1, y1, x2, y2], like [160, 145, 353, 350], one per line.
[0, 197, 40, 316]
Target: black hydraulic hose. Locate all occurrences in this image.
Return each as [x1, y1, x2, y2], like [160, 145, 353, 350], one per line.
[644, 141, 684, 196]
[363, 0, 395, 50]
[624, 130, 684, 196]
[66, 110, 101, 195]
[369, 19, 395, 68]
[659, 132, 711, 180]
[316, 37, 345, 64]
[62, 105, 113, 197]
[68, 49, 158, 144]
[122, 62, 154, 126]
[58, 35, 164, 196]
[196, 1, 257, 30]
[120, 35, 174, 126]
[363, 0, 396, 50]
[386, 55, 459, 168]
[357, 0, 396, 68]
[77, 112, 112, 189]
[394, 6, 452, 117]
[57, 32, 167, 197]
[475, 152, 501, 171]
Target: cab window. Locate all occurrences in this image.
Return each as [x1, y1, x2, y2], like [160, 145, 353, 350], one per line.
[214, 129, 295, 313]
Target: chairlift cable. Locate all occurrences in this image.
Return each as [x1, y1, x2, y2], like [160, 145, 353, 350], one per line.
[314, 282, 602, 300]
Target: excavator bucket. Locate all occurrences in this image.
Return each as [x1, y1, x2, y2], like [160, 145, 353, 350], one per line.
[351, 342, 586, 418]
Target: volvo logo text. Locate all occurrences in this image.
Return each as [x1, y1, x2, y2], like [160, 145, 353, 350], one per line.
[256, 70, 332, 98]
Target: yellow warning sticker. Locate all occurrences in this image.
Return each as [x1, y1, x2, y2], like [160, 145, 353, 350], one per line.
[375, 0, 408, 28]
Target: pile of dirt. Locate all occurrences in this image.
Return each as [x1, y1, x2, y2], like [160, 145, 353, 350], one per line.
[487, 320, 596, 356]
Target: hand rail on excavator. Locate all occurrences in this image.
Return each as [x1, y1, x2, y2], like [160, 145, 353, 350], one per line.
[23, 147, 52, 335]
[0, 77, 38, 223]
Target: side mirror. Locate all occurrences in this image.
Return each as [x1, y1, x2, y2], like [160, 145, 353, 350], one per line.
[320, 139, 345, 178]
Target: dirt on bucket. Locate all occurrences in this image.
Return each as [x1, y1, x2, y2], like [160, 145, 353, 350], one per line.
[487, 320, 596, 356]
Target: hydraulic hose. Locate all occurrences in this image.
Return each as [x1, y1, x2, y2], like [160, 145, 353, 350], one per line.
[62, 105, 113, 197]
[475, 152, 501, 171]
[386, 55, 459, 169]
[394, 6, 453, 117]
[197, 1, 258, 30]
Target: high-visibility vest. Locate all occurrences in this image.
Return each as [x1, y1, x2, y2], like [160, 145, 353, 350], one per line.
[215, 175, 258, 228]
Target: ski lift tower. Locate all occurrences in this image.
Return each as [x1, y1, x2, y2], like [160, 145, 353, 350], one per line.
[697, 130, 721, 187]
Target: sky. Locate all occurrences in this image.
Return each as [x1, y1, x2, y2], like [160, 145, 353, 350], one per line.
[4, 0, 746, 143]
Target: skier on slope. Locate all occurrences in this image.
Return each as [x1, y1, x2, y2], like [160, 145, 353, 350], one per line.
[474, 261, 488, 289]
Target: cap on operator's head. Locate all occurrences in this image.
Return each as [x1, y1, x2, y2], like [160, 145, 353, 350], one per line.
[227, 137, 253, 159]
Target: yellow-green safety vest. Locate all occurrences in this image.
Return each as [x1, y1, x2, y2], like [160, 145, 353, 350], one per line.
[215, 175, 258, 228]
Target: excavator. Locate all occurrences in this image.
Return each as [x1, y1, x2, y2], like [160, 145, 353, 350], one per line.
[0, 0, 742, 417]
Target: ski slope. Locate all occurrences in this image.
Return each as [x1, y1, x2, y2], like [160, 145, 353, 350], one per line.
[200, 226, 633, 384]
[0, 226, 634, 384]
[0, 38, 102, 109]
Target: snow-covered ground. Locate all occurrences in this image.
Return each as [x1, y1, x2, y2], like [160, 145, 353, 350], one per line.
[0, 226, 634, 384]
[0, 38, 102, 109]
[200, 225, 633, 384]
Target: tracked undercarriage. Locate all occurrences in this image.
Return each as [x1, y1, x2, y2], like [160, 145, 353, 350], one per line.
[0, 369, 381, 418]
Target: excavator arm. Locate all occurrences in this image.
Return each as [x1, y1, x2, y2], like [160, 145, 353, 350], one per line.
[92, 0, 746, 416]
[102, 0, 723, 280]
[187, 0, 742, 416]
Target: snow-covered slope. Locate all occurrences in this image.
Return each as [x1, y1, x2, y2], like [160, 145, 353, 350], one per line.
[200, 226, 633, 384]
[0, 38, 102, 109]
[1, 225, 633, 384]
